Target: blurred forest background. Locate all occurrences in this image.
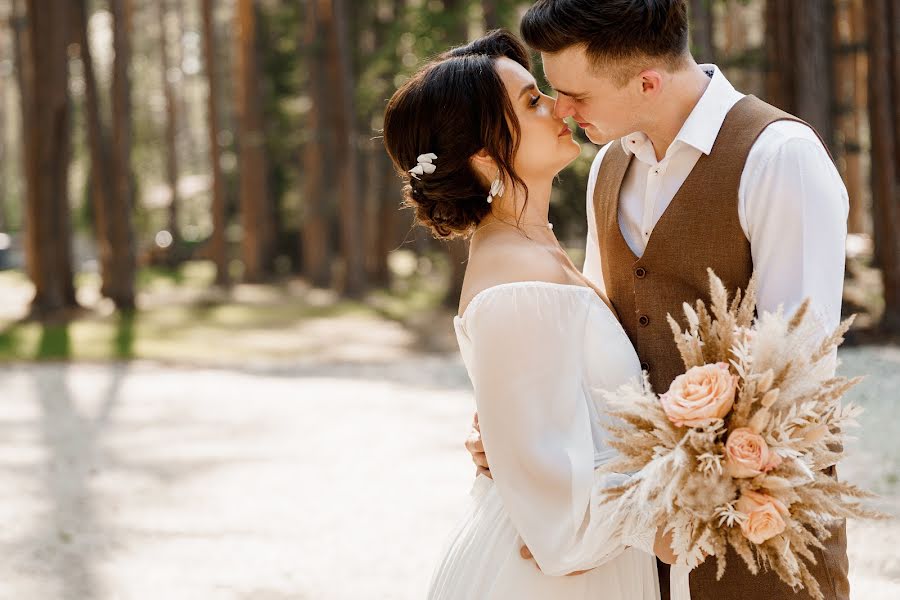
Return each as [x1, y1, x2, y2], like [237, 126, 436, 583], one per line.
[0, 0, 898, 362]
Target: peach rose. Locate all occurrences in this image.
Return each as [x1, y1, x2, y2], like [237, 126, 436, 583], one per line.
[736, 490, 790, 544]
[660, 362, 737, 427]
[725, 428, 783, 478]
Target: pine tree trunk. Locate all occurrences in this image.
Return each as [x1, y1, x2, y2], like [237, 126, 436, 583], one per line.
[373, 149, 400, 287]
[11, 0, 32, 150]
[301, 0, 333, 288]
[833, 0, 868, 234]
[173, 0, 198, 169]
[11, 0, 32, 262]
[200, 0, 229, 286]
[158, 0, 182, 263]
[22, 0, 78, 316]
[765, 0, 835, 150]
[107, 0, 137, 309]
[235, 0, 273, 282]
[441, 0, 469, 309]
[0, 27, 7, 233]
[764, 0, 792, 111]
[76, 0, 114, 290]
[366, 0, 405, 287]
[688, 0, 715, 63]
[867, 0, 900, 331]
[722, 0, 748, 60]
[483, 1, 502, 30]
[323, 0, 365, 297]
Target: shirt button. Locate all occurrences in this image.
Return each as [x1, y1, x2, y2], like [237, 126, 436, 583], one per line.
[639, 315, 650, 327]
[635, 267, 646, 279]
[640, 362, 650, 372]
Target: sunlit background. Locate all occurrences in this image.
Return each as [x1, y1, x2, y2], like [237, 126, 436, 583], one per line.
[0, 0, 897, 598]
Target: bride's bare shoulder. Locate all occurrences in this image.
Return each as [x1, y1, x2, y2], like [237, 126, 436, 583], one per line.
[457, 231, 569, 317]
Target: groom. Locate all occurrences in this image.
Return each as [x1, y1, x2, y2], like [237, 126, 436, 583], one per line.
[465, 1, 850, 598]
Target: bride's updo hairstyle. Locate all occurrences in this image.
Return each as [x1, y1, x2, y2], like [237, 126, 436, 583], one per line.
[383, 30, 531, 240]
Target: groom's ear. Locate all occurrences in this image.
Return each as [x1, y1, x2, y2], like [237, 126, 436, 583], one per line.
[637, 69, 663, 97]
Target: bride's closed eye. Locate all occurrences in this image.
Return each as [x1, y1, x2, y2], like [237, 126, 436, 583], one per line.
[529, 94, 541, 108]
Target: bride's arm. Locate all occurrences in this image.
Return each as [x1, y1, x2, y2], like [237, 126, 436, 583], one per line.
[466, 287, 655, 577]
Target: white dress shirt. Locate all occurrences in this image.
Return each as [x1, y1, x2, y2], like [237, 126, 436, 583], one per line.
[583, 65, 849, 335]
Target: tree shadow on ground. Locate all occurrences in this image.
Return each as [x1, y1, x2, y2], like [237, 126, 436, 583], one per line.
[0, 309, 137, 361]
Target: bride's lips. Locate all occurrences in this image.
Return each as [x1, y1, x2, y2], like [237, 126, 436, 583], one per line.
[558, 124, 572, 137]
[576, 121, 591, 129]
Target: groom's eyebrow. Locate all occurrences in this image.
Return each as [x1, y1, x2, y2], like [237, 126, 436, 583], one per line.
[553, 87, 587, 99]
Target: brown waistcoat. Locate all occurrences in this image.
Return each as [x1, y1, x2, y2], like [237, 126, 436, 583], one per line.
[594, 95, 849, 600]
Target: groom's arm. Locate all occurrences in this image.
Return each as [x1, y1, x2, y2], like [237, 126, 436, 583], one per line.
[740, 122, 849, 345]
[582, 143, 614, 289]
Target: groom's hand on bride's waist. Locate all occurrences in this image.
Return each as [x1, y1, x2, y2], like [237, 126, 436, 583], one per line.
[519, 544, 592, 577]
[465, 411, 492, 479]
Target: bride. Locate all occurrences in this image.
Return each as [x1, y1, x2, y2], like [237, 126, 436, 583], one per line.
[383, 30, 685, 600]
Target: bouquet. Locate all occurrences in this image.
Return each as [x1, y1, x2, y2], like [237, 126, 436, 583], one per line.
[600, 269, 884, 600]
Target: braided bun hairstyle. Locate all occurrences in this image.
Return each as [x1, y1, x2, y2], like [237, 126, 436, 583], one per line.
[382, 30, 531, 240]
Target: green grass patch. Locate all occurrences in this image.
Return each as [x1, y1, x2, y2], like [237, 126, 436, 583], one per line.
[0, 259, 442, 364]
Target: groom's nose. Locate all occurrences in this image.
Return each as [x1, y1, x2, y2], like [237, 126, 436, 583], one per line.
[553, 96, 575, 119]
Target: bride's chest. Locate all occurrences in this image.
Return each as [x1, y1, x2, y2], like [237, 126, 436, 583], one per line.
[581, 304, 642, 390]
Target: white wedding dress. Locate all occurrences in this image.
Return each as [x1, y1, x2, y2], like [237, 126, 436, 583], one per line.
[427, 281, 691, 600]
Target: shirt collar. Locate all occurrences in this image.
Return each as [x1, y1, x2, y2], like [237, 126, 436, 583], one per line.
[620, 64, 745, 160]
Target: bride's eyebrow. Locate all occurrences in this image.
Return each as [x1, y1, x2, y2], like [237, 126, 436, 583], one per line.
[517, 83, 537, 98]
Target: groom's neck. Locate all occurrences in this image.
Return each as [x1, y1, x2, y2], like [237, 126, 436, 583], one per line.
[642, 61, 712, 162]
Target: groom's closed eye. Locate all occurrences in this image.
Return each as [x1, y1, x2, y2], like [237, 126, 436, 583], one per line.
[563, 94, 587, 104]
[552, 87, 588, 103]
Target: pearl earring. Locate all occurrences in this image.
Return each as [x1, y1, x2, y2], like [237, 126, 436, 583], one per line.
[487, 171, 505, 204]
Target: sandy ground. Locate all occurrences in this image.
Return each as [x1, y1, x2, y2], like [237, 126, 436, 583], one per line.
[0, 347, 897, 600]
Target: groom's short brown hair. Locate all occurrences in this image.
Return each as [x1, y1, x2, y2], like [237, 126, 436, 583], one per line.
[521, 0, 690, 83]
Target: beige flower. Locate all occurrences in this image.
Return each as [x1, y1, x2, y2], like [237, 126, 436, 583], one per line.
[733, 325, 757, 345]
[660, 362, 737, 427]
[736, 490, 790, 544]
[724, 427, 783, 478]
[802, 424, 829, 444]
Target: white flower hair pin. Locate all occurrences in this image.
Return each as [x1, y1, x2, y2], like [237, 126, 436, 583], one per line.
[409, 153, 437, 180]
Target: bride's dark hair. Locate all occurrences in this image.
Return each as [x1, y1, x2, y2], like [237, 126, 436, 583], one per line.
[382, 29, 531, 240]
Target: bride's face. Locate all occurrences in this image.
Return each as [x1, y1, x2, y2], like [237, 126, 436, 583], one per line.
[494, 57, 581, 180]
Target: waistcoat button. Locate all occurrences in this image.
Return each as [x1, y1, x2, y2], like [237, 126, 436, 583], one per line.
[640, 362, 650, 372]
[635, 267, 646, 279]
[639, 315, 650, 327]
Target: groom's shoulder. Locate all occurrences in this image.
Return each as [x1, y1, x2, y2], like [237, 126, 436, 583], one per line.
[756, 119, 827, 149]
[745, 119, 837, 181]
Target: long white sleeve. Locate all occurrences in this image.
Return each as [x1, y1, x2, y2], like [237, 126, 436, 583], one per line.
[464, 285, 655, 577]
[582, 143, 614, 289]
[739, 124, 849, 337]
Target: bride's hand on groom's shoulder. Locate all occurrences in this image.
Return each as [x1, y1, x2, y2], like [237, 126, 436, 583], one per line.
[465, 411, 492, 479]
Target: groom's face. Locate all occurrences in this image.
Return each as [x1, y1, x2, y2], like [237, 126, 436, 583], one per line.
[540, 46, 643, 145]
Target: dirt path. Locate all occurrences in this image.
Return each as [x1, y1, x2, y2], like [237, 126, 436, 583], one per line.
[0, 347, 896, 599]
